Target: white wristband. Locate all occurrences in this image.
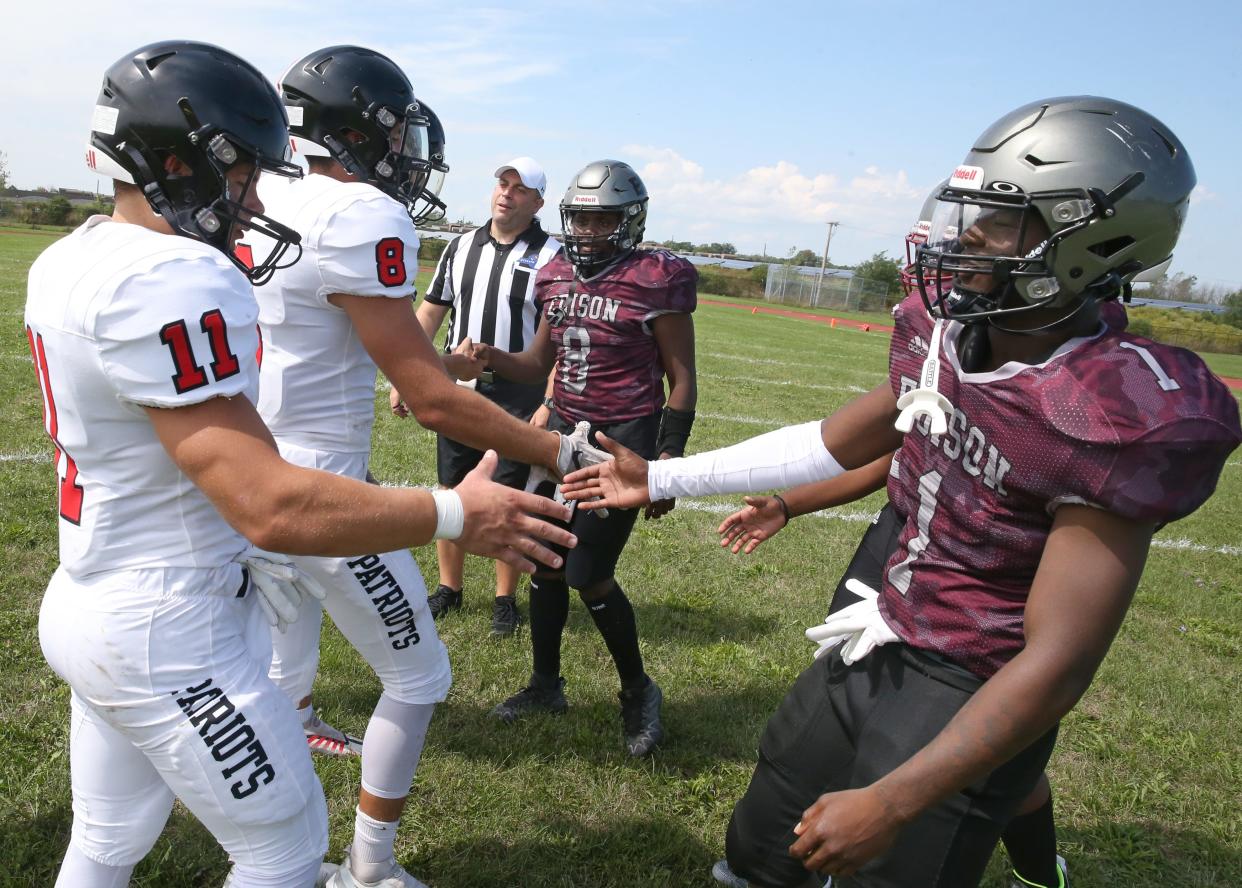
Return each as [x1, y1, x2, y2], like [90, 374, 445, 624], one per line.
[431, 489, 464, 540]
[647, 420, 845, 500]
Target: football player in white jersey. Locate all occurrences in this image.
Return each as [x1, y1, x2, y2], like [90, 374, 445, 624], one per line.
[28, 41, 576, 888]
[246, 46, 606, 888]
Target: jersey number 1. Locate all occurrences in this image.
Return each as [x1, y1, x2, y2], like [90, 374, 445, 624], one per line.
[26, 328, 84, 525]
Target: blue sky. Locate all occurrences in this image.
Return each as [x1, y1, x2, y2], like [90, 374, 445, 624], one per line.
[3, 0, 1239, 289]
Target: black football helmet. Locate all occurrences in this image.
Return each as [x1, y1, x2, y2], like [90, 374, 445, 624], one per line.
[410, 102, 448, 225]
[559, 159, 648, 277]
[280, 45, 433, 221]
[86, 41, 303, 284]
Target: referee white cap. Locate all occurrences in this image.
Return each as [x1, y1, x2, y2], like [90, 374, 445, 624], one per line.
[494, 157, 546, 196]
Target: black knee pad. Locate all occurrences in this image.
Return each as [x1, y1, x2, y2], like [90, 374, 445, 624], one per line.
[576, 577, 615, 605]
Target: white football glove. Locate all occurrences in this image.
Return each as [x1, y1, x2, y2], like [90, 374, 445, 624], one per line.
[236, 547, 329, 634]
[528, 420, 613, 517]
[555, 420, 613, 476]
[804, 578, 899, 664]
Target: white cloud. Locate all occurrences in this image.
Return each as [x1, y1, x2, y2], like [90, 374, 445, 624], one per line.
[620, 145, 925, 259]
[1189, 183, 1217, 204]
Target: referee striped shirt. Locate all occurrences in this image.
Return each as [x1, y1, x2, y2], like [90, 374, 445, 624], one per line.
[423, 219, 561, 353]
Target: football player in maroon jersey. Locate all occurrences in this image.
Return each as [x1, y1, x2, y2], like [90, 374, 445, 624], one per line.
[463, 159, 697, 757]
[562, 98, 1241, 886]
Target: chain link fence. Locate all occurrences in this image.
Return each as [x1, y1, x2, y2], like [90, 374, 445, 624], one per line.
[764, 264, 892, 312]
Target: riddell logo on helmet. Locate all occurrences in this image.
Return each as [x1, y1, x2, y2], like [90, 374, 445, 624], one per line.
[950, 165, 984, 190]
[571, 195, 600, 205]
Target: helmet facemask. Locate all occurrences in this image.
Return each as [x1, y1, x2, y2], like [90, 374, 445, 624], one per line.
[322, 94, 432, 220]
[914, 186, 1092, 332]
[560, 204, 643, 277]
[901, 218, 953, 301]
[409, 103, 448, 225]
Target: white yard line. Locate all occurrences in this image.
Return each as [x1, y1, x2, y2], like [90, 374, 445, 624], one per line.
[1148, 537, 1241, 558]
[367, 484, 1241, 558]
[700, 371, 873, 394]
[0, 449, 49, 462]
[699, 351, 830, 370]
[698, 412, 784, 428]
[678, 501, 1240, 557]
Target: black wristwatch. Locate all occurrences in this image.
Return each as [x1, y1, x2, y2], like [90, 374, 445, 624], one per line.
[542, 396, 555, 409]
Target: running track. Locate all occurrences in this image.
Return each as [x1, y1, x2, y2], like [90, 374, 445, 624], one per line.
[699, 298, 1242, 393]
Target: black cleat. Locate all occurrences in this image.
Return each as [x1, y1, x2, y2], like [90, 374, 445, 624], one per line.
[490, 595, 523, 637]
[619, 678, 664, 756]
[490, 676, 568, 722]
[427, 584, 462, 619]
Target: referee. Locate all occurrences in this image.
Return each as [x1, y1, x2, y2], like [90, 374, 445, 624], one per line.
[392, 157, 562, 637]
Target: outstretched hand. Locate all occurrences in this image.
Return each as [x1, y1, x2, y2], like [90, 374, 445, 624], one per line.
[444, 336, 486, 381]
[453, 450, 577, 573]
[559, 432, 653, 510]
[717, 495, 787, 554]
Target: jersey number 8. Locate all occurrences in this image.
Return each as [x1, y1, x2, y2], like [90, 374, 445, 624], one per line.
[376, 237, 407, 288]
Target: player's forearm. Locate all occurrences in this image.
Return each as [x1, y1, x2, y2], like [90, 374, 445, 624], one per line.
[409, 376, 560, 469]
[249, 467, 442, 555]
[665, 374, 697, 413]
[415, 300, 449, 341]
[780, 454, 892, 517]
[648, 420, 849, 500]
[486, 346, 553, 385]
[869, 649, 1091, 826]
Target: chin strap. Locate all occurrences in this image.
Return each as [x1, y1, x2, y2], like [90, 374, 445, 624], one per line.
[957, 322, 991, 373]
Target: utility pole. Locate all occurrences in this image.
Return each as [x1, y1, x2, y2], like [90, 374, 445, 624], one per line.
[814, 221, 839, 304]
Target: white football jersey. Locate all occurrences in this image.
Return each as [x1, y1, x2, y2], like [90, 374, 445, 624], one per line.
[250, 174, 418, 453]
[24, 216, 259, 578]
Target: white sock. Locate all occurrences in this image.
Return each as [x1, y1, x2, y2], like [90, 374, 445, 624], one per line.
[352, 806, 398, 883]
[296, 703, 313, 728]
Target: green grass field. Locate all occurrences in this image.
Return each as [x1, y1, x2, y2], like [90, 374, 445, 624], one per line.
[2, 228, 1239, 887]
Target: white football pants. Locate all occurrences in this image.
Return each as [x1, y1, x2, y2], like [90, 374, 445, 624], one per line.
[39, 564, 327, 880]
[267, 442, 451, 709]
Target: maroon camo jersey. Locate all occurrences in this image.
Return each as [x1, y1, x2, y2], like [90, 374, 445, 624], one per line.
[880, 293, 1240, 678]
[535, 250, 696, 423]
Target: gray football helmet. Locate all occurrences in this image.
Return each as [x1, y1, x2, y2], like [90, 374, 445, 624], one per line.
[915, 96, 1195, 325]
[559, 159, 648, 275]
